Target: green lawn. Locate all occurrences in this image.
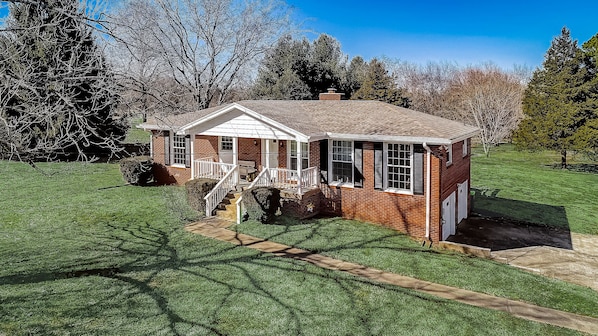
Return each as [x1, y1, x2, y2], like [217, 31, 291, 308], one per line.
[123, 115, 150, 144]
[0, 161, 587, 335]
[470, 144, 598, 235]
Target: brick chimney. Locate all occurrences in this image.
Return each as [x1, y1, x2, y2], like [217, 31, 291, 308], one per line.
[319, 88, 344, 100]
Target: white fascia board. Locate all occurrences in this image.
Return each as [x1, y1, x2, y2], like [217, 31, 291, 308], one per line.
[326, 133, 452, 145]
[448, 129, 480, 144]
[179, 103, 309, 142]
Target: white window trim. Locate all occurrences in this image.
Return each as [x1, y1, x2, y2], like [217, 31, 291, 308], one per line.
[383, 142, 414, 195]
[446, 144, 453, 166]
[462, 139, 468, 157]
[171, 134, 187, 168]
[219, 136, 233, 152]
[288, 141, 310, 171]
[328, 140, 354, 187]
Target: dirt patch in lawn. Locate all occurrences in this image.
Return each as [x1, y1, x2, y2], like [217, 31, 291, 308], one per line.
[447, 217, 598, 291]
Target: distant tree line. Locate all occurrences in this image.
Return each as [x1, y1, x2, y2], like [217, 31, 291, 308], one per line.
[1, 0, 597, 163]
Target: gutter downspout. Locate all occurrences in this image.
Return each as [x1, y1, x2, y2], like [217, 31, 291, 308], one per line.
[422, 142, 432, 242]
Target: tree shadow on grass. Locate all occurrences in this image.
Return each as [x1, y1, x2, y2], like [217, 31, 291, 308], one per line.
[548, 163, 598, 174]
[0, 220, 505, 336]
[448, 188, 572, 251]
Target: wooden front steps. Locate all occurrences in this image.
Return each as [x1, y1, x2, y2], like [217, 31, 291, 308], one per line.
[215, 192, 241, 222]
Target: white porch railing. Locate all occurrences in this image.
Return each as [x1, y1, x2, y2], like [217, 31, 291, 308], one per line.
[204, 166, 239, 217]
[194, 157, 236, 180]
[235, 167, 320, 224]
[253, 167, 319, 191]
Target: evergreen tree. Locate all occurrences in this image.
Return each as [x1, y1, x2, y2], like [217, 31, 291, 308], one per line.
[514, 27, 598, 167]
[351, 58, 410, 107]
[340, 56, 368, 99]
[251, 34, 346, 100]
[573, 34, 598, 157]
[251, 35, 311, 100]
[0, 0, 125, 161]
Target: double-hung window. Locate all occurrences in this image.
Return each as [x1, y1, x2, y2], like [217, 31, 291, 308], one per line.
[385, 143, 412, 192]
[290, 141, 309, 170]
[331, 140, 353, 184]
[172, 135, 187, 166]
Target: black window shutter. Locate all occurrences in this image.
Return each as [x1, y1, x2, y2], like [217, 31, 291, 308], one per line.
[185, 136, 191, 168]
[413, 152, 424, 195]
[374, 142, 383, 190]
[319, 139, 328, 171]
[318, 140, 329, 184]
[354, 142, 363, 188]
[164, 131, 170, 165]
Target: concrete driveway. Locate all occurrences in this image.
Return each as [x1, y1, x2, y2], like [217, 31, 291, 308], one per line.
[448, 217, 598, 291]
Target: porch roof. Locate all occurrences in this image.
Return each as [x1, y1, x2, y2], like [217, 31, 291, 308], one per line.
[139, 100, 479, 145]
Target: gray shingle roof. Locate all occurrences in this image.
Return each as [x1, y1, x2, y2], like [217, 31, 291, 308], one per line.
[140, 100, 479, 143]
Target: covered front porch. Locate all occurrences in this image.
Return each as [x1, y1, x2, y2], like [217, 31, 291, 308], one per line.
[191, 139, 320, 217]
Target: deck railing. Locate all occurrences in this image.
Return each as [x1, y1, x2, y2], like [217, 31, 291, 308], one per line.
[204, 166, 239, 217]
[194, 157, 236, 180]
[235, 167, 320, 224]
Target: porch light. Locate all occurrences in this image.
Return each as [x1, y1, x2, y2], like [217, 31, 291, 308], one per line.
[280, 141, 284, 147]
[253, 139, 258, 146]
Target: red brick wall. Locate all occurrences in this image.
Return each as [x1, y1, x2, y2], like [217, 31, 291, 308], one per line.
[151, 131, 192, 185]
[319, 141, 443, 242]
[278, 141, 288, 169]
[195, 135, 218, 161]
[238, 138, 262, 167]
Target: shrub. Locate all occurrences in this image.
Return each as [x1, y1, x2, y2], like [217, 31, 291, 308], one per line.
[241, 187, 281, 223]
[185, 178, 219, 215]
[119, 156, 154, 186]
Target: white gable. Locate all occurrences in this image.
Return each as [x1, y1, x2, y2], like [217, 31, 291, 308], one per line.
[184, 107, 306, 141]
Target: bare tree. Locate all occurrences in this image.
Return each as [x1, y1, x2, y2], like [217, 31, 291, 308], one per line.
[446, 65, 524, 156]
[0, 0, 125, 163]
[388, 59, 458, 116]
[107, 0, 292, 114]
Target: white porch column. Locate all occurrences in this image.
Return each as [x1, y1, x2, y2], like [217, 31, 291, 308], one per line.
[233, 136, 239, 182]
[265, 139, 271, 168]
[296, 140, 302, 194]
[190, 134, 195, 179]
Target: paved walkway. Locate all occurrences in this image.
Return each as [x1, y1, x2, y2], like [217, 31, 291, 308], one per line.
[185, 219, 598, 335]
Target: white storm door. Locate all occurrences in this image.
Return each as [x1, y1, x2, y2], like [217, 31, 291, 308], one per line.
[261, 139, 279, 168]
[442, 192, 456, 240]
[457, 180, 469, 223]
[219, 136, 234, 164]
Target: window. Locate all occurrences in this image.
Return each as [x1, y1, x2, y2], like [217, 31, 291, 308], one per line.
[446, 144, 453, 166]
[290, 141, 309, 170]
[172, 135, 187, 165]
[386, 143, 412, 191]
[220, 136, 233, 151]
[462, 139, 468, 157]
[331, 140, 353, 183]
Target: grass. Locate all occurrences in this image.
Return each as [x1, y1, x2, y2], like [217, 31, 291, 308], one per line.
[0, 161, 587, 335]
[123, 115, 150, 144]
[470, 144, 598, 235]
[233, 217, 598, 319]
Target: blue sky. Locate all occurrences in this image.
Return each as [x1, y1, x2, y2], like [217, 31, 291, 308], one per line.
[1, 0, 595, 69]
[286, 0, 598, 69]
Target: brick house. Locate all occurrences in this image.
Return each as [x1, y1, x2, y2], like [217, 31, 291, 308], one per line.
[139, 91, 479, 242]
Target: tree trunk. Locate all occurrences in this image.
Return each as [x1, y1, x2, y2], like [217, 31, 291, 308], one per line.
[561, 150, 567, 169]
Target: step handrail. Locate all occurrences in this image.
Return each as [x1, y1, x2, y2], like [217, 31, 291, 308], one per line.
[204, 166, 238, 217]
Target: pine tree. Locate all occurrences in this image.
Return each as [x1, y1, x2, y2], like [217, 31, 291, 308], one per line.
[0, 0, 125, 161]
[514, 27, 597, 167]
[351, 59, 410, 107]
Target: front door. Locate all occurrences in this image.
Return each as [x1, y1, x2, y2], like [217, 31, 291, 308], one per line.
[442, 192, 456, 240]
[219, 136, 234, 164]
[261, 139, 279, 168]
